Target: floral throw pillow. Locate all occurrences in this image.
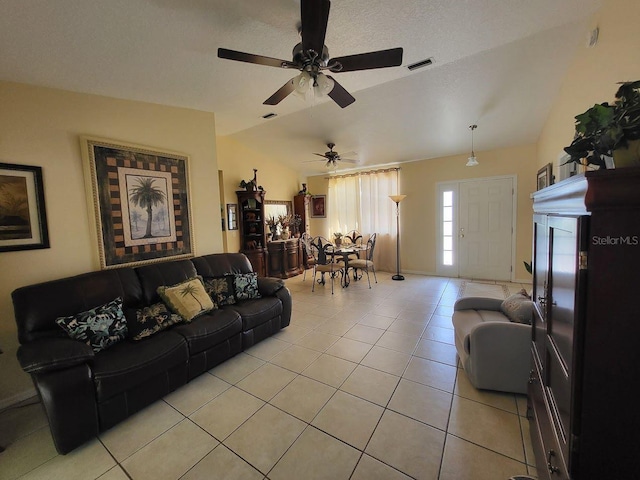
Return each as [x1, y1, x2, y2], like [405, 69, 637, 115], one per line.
[157, 276, 215, 322]
[129, 303, 183, 341]
[233, 272, 261, 301]
[55, 297, 128, 353]
[500, 289, 533, 325]
[203, 276, 236, 306]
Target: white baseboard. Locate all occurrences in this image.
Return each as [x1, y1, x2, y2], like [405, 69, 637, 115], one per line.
[0, 387, 37, 412]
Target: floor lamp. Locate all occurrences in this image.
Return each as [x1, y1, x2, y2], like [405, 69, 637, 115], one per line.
[389, 194, 407, 281]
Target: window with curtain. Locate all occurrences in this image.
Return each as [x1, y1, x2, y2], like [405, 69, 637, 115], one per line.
[327, 169, 399, 272]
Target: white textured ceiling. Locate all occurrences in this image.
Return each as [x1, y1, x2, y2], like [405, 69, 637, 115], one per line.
[0, 0, 602, 174]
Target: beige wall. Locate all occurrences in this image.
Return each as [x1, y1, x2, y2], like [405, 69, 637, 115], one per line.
[0, 81, 222, 406]
[216, 136, 303, 253]
[538, 0, 640, 172]
[306, 144, 538, 281]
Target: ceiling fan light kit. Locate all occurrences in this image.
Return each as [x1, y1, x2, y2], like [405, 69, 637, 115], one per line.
[218, 0, 403, 109]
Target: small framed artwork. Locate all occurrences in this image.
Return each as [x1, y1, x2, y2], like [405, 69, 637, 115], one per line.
[537, 163, 554, 191]
[311, 195, 326, 218]
[0, 162, 50, 252]
[81, 136, 194, 269]
[227, 203, 238, 230]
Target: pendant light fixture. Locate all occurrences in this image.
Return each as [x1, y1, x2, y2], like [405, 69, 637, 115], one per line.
[466, 124, 479, 167]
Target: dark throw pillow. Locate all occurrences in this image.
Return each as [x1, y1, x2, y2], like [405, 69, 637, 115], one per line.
[129, 303, 183, 341]
[55, 297, 128, 353]
[500, 289, 533, 325]
[203, 276, 236, 306]
[233, 272, 261, 301]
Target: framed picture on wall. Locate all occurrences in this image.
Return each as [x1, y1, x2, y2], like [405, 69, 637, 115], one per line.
[311, 195, 326, 218]
[0, 162, 50, 252]
[227, 203, 238, 230]
[81, 136, 194, 269]
[537, 163, 554, 191]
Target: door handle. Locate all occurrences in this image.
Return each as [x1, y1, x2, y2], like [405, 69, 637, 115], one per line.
[547, 450, 560, 475]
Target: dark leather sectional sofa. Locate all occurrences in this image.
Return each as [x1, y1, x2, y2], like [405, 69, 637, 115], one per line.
[11, 253, 291, 454]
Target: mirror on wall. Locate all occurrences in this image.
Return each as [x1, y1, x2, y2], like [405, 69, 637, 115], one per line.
[265, 200, 292, 220]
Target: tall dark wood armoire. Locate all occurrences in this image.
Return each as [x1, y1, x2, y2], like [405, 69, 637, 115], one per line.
[236, 189, 267, 276]
[293, 193, 311, 235]
[529, 168, 640, 479]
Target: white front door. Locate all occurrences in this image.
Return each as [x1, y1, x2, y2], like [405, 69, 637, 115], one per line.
[437, 176, 515, 281]
[458, 177, 514, 280]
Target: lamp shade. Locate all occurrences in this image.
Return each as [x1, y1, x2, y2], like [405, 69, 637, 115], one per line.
[389, 194, 407, 203]
[466, 156, 479, 167]
[315, 73, 335, 96]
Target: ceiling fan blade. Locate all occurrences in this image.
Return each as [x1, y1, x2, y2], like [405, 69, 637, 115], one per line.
[326, 76, 355, 108]
[313, 153, 327, 158]
[218, 48, 290, 69]
[301, 0, 330, 55]
[340, 158, 358, 164]
[263, 79, 296, 105]
[330, 47, 403, 72]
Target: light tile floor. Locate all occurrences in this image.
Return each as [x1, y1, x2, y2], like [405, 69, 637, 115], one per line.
[0, 272, 537, 480]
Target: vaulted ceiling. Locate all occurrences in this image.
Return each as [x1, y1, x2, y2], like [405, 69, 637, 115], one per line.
[0, 0, 602, 174]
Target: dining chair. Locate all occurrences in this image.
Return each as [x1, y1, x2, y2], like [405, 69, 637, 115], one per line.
[344, 230, 363, 260]
[310, 236, 343, 294]
[300, 232, 315, 281]
[348, 233, 377, 288]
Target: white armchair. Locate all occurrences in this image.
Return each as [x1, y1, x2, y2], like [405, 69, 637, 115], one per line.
[452, 297, 532, 394]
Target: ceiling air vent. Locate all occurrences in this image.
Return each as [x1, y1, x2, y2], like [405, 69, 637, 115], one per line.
[407, 57, 434, 71]
[262, 112, 277, 119]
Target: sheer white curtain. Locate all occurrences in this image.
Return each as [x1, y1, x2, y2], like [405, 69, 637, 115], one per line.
[327, 169, 398, 272]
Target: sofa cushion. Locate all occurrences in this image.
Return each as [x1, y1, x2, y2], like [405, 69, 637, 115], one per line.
[453, 308, 510, 354]
[157, 277, 215, 322]
[229, 297, 282, 332]
[500, 291, 533, 324]
[172, 308, 242, 355]
[92, 331, 188, 402]
[233, 272, 261, 301]
[203, 276, 236, 306]
[55, 297, 128, 353]
[129, 303, 183, 341]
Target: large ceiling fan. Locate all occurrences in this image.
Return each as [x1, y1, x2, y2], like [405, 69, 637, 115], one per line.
[218, 0, 403, 108]
[308, 143, 358, 168]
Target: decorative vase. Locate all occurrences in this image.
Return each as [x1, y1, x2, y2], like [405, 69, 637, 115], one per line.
[613, 140, 640, 168]
[281, 229, 290, 240]
[335, 237, 342, 247]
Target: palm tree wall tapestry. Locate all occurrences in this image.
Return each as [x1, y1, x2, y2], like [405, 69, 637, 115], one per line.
[82, 137, 193, 269]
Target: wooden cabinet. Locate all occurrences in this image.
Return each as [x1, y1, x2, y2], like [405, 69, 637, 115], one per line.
[529, 168, 640, 480]
[267, 238, 303, 278]
[237, 190, 267, 276]
[294, 194, 311, 235]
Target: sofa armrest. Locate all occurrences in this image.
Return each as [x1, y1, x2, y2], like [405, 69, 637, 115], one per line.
[275, 285, 292, 328]
[454, 297, 503, 312]
[257, 277, 285, 296]
[17, 338, 94, 374]
[467, 321, 532, 394]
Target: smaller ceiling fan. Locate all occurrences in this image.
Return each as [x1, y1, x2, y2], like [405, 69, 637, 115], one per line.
[307, 143, 358, 168]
